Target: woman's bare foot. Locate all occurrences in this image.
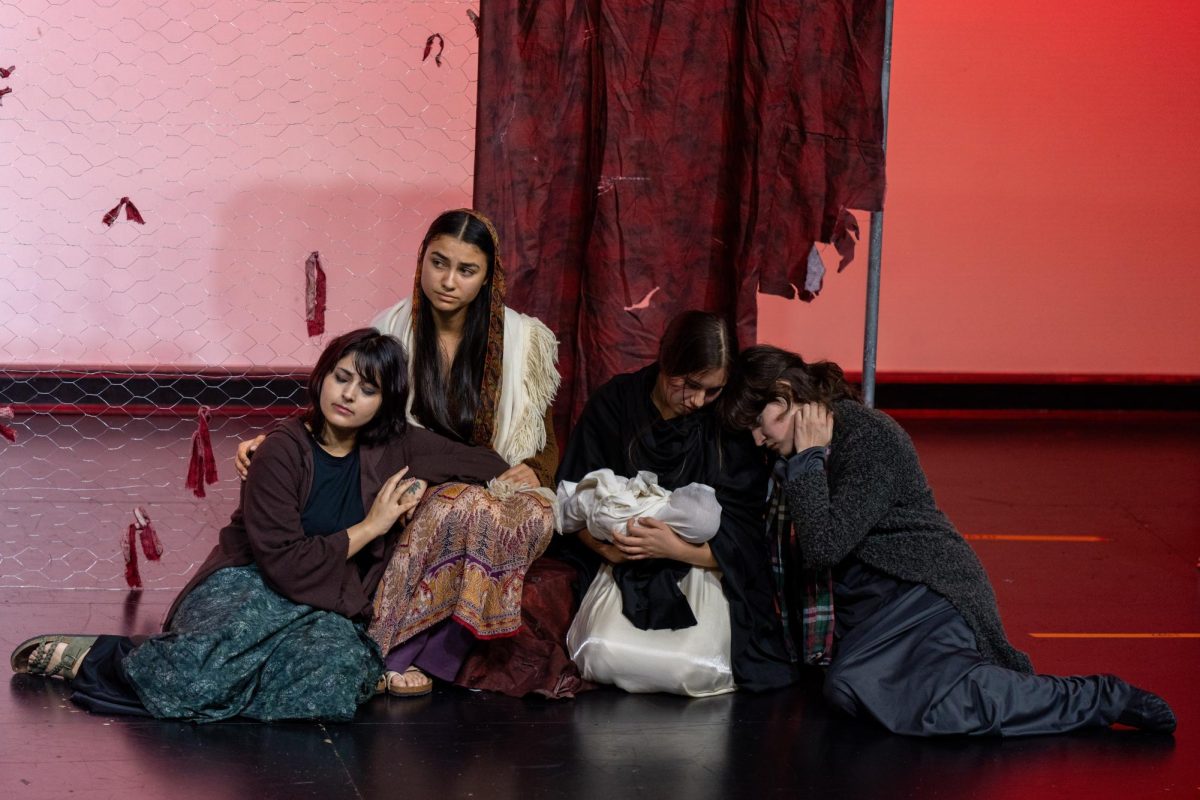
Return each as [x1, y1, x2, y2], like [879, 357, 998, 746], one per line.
[382, 667, 433, 697]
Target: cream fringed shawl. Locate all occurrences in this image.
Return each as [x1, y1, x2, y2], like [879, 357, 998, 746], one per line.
[371, 297, 560, 468]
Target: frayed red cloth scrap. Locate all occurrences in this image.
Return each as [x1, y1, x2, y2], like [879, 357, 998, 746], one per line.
[423, 33, 445, 66]
[305, 251, 326, 337]
[185, 406, 218, 498]
[102, 197, 145, 226]
[123, 506, 163, 589]
[0, 407, 16, 442]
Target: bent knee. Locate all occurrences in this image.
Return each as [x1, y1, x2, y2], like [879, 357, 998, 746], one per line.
[823, 670, 860, 716]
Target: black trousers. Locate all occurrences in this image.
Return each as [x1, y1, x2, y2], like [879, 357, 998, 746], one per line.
[69, 635, 151, 717]
[823, 565, 1131, 737]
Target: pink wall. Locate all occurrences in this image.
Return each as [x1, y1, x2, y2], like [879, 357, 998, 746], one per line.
[758, 0, 1200, 376]
[5, 1, 1198, 376]
[3, 1, 477, 370]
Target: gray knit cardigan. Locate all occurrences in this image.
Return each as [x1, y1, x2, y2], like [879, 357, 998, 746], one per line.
[783, 400, 1035, 673]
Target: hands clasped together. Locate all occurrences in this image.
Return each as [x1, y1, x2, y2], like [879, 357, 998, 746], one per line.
[559, 469, 722, 568]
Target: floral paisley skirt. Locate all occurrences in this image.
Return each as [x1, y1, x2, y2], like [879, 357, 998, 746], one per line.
[121, 565, 383, 722]
[367, 483, 555, 656]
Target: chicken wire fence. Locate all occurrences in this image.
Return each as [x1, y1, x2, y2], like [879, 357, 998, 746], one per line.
[0, 0, 480, 590]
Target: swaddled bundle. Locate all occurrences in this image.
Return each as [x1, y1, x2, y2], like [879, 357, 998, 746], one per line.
[562, 469, 734, 697]
[557, 469, 722, 542]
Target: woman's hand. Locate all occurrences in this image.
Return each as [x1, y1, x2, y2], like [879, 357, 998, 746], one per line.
[497, 462, 540, 488]
[235, 434, 267, 480]
[396, 477, 428, 525]
[363, 468, 425, 536]
[576, 529, 629, 565]
[792, 402, 833, 452]
[616, 518, 717, 568]
[346, 468, 425, 558]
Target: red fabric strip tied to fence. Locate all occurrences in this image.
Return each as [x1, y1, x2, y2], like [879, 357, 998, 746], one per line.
[0, 407, 16, 442]
[102, 197, 145, 226]
[423, 33, 445, 66]
[122, 507, 163, 589]
[305, 251, 326, 337]
[185, 406, 218, 498]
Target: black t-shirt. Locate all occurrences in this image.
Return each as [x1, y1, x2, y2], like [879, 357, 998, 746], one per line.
[301, 434, 366, 538]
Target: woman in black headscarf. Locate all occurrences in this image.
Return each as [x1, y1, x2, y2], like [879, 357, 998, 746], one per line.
[557, 311, 795, 694]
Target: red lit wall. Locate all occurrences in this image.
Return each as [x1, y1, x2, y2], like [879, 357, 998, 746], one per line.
[6, 1, 1198, 376]
[758, 0, 1200, 376]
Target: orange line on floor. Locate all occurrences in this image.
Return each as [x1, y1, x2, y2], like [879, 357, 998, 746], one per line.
[964, 534, 1108, 542]
[1029, 633, 1200, 639]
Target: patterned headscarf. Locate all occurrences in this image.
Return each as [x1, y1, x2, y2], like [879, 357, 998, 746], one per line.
[410, 208, 507, 448]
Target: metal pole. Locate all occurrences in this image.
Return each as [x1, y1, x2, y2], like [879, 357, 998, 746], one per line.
[863, 0, 895, 408]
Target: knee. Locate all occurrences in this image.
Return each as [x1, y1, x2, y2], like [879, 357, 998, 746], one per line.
[569, 636, 616, 682]
[576, 632, 621, 662]
[822, 665, 859, 716]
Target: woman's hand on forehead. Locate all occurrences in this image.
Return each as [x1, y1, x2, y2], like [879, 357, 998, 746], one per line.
[792, 402, 833, 451]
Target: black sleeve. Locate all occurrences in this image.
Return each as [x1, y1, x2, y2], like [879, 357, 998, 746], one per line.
[707, 430, 795, 691]
[557, 381, 626, 483]
[785, 446, 827, 480]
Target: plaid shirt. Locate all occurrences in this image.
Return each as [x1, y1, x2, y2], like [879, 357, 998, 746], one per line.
[767, 455, 835, 667]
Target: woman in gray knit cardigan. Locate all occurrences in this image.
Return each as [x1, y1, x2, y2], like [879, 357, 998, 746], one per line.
[721, 344, 1175, 737]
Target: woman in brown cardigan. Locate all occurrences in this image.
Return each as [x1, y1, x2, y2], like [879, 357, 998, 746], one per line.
[10, 329, 507, 722]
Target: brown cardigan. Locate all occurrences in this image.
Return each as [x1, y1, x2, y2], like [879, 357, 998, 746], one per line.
[163, 418, 508, 628]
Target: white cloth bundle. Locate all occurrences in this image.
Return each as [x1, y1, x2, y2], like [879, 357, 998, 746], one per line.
[557, 469, 722, 542]
[566, 564, 736, 697]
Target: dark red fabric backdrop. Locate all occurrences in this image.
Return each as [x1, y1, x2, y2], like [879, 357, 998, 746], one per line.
[473, 0, 885, 439]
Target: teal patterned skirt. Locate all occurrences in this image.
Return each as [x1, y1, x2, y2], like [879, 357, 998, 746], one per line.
[122, 565, 383, 722]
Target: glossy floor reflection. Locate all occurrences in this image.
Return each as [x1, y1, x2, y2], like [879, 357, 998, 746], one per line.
[2, 413, 1197, 799]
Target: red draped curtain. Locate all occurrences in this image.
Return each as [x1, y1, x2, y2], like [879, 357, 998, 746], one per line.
[473, 0, 886, 439]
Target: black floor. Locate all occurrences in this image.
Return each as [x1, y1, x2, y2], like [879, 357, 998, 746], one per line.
[2, 413, 1198, 799]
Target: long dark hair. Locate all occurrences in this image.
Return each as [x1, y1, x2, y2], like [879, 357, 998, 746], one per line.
[304, 328, 409, 446]
[658, 310, 735, 377]
[409, 210, 497, 442]
[720, 344, 860, 430]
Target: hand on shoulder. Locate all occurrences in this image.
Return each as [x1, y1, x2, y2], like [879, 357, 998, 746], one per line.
[235, 434, 269, 480]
